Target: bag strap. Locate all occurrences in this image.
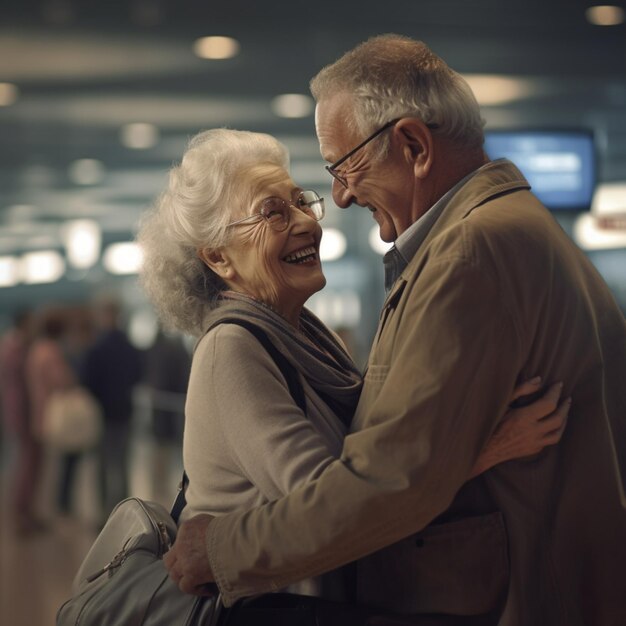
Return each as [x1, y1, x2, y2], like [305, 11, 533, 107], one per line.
[170, 318, 306, 522]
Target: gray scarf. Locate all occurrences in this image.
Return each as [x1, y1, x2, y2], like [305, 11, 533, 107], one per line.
[200, 292, 363, 427]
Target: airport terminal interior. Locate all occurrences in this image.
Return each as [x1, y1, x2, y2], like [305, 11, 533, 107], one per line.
[0, 1, 625, 624]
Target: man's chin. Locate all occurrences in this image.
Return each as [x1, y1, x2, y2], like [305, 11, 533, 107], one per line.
[371, 211, 397, 243]
[376, 224, 397, 244]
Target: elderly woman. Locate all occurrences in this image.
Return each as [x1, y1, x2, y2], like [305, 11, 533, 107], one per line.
[137, 129, 567, 605]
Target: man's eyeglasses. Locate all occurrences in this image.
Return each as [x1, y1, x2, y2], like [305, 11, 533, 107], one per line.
[325, 118, 440, 189]
[226, 190, 325, 232]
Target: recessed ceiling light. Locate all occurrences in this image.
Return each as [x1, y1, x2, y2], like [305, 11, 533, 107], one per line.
[0, 256, 20, 288]
[20, 250, 65, 284]
[68, 159, 105, 185]
[0, 83, 19, 106]
[462, 75, 535, 105]
[271, 94, 315, 118]
[103, 242, 144, 275]
[120, 123, 160, 149]
[61, 220, 102, 269]
[193, 36, 240, 60]
[585, 5, 625, 25]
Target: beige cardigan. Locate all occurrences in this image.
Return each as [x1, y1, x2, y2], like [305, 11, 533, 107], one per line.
[180, 323, 349, 598]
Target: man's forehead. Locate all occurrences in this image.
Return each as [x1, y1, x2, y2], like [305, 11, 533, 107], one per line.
[315, 93, 356, 159]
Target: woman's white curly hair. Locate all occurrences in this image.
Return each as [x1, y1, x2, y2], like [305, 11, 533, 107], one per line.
[137, 128, 289, 336]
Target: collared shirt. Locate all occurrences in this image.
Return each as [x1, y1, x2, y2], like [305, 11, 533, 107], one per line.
[383, 161, 494, 292]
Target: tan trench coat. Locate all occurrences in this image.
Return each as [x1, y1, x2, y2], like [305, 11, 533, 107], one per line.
[207, 160, 626, 625]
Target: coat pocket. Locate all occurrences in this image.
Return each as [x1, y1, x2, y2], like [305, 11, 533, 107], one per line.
[357, 511, 509, 616]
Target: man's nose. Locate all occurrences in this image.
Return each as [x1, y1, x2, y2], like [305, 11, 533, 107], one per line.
[332, 178, 356, 209]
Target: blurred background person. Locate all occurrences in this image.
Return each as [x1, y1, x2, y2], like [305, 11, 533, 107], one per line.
[0, 310, 45, 536]
[24, 308, 76, 522]
[56, 306, 98, 517]
[80, 297, 143, 521]
[144, 326, 191, 504]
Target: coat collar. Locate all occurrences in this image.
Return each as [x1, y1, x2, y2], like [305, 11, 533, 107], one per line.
[422, 158, 530, 238]
[401, 159, 529, 272]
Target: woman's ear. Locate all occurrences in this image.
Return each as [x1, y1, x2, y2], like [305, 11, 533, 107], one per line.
[395, 119, 434, 179]
[198, 248, 235, 280]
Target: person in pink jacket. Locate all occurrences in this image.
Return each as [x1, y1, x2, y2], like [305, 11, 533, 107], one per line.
[0, 310, 45, 535]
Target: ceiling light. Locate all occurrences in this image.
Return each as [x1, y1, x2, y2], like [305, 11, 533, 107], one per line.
[0, 256, 20, 288]
[320, 228, 347, 261]
[462, 75, 535, 105]
[585, 5, 625, 25]
[193, 36, 240, 60]
[271, 94, 315, 118]
[61, 219, 102, 269]
[120, 123, 160, 149]
[0, 83, 19, 106]
[68, 159, 105, 185]
[103, 242, 143, 275]
[20, 250, 66, 284]
[369, 225, 393, 255]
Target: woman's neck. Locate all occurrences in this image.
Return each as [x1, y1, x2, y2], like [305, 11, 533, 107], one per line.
[222, 290, 302, 327]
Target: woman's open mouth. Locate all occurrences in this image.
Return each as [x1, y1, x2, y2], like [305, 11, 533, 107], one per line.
[283, 246, 318, 264]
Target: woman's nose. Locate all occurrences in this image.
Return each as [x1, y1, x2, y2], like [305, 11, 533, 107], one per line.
[332, 178, 356, 209]
[290, 205, 318, 232]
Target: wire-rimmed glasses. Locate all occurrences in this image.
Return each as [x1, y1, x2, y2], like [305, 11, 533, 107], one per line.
[325, 118, 440, 188]
[226, 190, 325, 232]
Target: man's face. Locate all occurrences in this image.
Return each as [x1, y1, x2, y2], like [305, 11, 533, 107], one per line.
[315, 93, 415, 242]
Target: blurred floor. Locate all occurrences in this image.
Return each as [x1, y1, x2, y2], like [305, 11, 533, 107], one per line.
[0, 409, 183, 626]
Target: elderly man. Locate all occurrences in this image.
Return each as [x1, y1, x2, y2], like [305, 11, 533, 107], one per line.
[165, 35, 626, 625]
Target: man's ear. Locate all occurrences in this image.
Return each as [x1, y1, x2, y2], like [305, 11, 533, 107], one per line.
[395, 119, 434, 179]
[198, 248, 235, 280]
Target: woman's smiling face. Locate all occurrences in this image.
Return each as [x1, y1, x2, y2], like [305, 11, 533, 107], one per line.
[214, 165, 326, 323]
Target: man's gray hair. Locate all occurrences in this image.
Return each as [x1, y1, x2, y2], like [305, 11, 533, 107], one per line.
[137, 128, 289, 336]
[310, 34, 485, 156]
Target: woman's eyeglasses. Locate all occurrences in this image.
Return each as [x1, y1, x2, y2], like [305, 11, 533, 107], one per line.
[226, 190, 325, 232]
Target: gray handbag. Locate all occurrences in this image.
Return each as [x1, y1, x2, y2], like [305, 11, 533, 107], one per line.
[56, 485, 221, 626]
[56, 320, 304, 626]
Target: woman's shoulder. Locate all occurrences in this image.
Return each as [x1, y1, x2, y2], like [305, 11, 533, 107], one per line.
[195, 322, 272, 365]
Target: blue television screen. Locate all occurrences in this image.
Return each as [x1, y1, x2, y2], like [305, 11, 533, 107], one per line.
[484, 129, 596, 211]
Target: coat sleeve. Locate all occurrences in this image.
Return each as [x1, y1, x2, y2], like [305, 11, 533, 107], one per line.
[206, 229, 526, 605]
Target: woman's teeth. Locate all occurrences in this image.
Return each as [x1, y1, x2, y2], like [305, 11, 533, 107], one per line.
[283, 246, 317, 264]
